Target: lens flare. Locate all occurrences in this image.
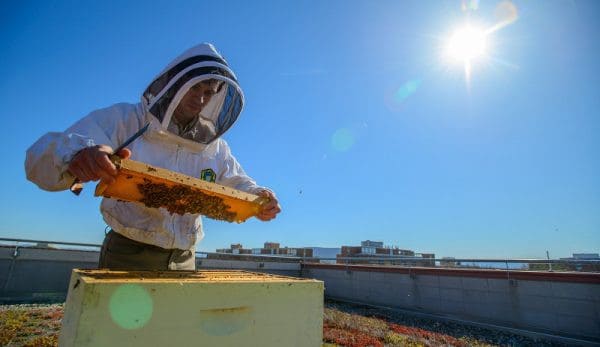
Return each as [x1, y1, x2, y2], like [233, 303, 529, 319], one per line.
[109, 284, 153, 329]
[384, 79, 421, 112]
[331, 128, 354, 152]
[394, 79, 421, 103]
[487, 1, 519, 34]
[461, 0, 479, 12]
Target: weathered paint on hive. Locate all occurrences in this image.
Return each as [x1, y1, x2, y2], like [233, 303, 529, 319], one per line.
[59, 269, 324, 347]
[75, 269, 313, 283]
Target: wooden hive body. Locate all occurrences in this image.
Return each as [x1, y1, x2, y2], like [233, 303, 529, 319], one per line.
[59, 269, 324, 347]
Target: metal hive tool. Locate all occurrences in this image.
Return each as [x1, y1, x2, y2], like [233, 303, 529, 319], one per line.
[94, 157, 268, 223]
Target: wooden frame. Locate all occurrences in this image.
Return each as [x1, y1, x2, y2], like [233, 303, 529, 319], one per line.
[94, 157, 266, 223]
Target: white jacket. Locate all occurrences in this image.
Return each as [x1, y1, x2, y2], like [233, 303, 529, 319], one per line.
[25, 43, 264, 250]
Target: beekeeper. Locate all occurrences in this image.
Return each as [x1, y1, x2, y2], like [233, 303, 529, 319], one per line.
[25, 43, 281, 270]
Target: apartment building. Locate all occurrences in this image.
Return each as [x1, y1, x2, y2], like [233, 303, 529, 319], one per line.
[336, 240, 435, 266]
[216, 242, 314, 258]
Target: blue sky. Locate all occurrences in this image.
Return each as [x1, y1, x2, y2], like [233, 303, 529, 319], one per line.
[1, 0, 598, 258]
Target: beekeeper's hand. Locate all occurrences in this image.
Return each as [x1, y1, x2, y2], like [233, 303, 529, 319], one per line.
[256, 189, 281, 221]
[67, 145, 131, 185]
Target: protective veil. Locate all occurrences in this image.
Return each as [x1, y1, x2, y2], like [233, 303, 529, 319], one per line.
[143, 44, 244, 146]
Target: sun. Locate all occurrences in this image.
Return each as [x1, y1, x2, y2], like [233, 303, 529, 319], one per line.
[442, 24, 490, 85]
[445, 25, 487, 63]
[439, 2, 519, 87]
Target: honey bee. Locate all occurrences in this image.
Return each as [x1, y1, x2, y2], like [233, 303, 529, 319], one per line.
[137, 180, 236, 222]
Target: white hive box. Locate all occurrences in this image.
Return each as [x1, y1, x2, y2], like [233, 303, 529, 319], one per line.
[59, 269, 324, 347]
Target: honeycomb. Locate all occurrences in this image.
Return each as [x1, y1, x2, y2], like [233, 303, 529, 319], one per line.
[137, 179, 237, 221]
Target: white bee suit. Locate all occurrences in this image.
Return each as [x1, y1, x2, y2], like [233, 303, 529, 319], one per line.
[25, 43, 265, 250]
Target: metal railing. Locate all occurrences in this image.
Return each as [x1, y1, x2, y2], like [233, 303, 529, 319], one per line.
[0, 237, 101, 249]
[1, 237, 598, 272]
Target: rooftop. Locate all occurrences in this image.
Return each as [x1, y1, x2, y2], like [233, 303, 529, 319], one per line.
[0, 300, 571, 347]
[1, 238, 598, 345]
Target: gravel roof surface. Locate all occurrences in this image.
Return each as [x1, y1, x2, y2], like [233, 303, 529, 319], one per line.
[0, 301, 580, 347]
[324, 299, 576, 347]
[0, 303, 62, 347]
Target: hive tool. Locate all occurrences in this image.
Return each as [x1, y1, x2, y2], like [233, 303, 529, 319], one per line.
[69, 122, 151, 195]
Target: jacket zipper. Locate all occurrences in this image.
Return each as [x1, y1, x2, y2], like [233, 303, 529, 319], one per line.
[170, 144, 182, 249]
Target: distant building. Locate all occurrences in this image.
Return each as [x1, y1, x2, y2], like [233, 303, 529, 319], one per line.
[571, 253, 599, 260]
[527, 253, 600, 272]
[263, 242, 280, 250]
[554, 253, 600, 272]
[361, 240, 384, 248]
[336, 241, 434, 266]
[421, 253, 436, 267]
[216, 242, 313, 258]
[440, 257, 461, 267]
[216, 243, 252, 255]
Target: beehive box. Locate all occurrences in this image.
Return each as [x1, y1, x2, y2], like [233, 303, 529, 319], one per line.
[94, 157, 268, 223]
[59, 269, 324, 347]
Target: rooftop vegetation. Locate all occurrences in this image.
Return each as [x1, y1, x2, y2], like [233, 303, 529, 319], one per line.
[0, 301, 570, 347]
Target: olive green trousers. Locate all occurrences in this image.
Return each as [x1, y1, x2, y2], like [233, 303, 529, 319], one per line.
[98, 230, 196, 271]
